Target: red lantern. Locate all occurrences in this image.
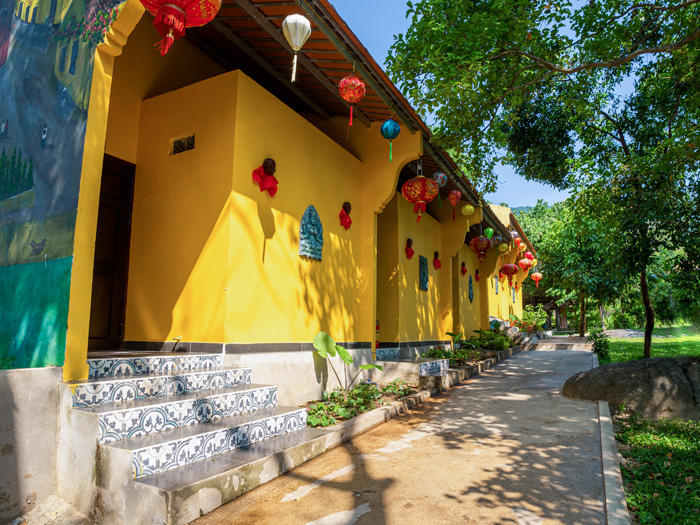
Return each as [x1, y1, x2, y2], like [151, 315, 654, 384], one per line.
[518, 258, 532, 273]
[469, 236, 493, 263]
[518, 242, 526, 251]
[338, 74, 366, 127]
[141, 0, 222, 55]
[448, 190, 461, 221]
[401, 176, 439, 222]
[501, 263, 519, 287]
[531, 272, 543, 287]
[525, 251, 534, 260]
[514, 236, 522, 246]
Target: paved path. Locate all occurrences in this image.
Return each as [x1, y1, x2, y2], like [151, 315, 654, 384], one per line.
[193, 349, 604, 525]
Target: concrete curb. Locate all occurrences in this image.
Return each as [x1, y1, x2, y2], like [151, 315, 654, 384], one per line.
[592, 353, 631, 525]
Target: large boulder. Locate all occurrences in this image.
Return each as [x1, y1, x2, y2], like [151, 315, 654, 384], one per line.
[563, 357, 700, 420]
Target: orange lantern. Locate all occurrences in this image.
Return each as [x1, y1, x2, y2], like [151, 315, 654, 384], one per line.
[401, 175, 439, 222]
[518, 242, 526, 251]
[514, 236, 522, 245]
[531, 272, 543, 287]
[448, 190, 461, 221]
[469, 236, 493, 263]
[141, 0, 222, 55]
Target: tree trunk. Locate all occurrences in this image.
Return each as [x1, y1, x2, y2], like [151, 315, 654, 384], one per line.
[640, 268, 655, 358]
[599, 304, 606, 331]
[578, 291, 586, 337]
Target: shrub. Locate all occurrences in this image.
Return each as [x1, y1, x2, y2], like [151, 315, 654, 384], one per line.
[471, 329, 512, 350]
[587, 327, 611, 362]
[509, 304, 548, 333]
[421, 346, 481, 366]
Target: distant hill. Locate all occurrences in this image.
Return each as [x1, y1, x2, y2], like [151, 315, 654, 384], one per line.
[511, 206, 533, 216]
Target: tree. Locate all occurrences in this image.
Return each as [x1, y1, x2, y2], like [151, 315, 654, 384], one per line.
[517, 200, 626, 336]
[387, 0, 700, 190]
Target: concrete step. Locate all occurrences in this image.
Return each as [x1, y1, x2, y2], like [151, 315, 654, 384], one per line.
[68, 367, 252, 408]
[135, 427, 331, 524]
[74, 383, 278, 444]
[104, 405, 307, 479]
[87, 352, 223, 379]
[528, 342, 592, 351]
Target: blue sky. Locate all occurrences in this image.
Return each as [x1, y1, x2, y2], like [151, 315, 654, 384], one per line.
[331, 0, 570, 208]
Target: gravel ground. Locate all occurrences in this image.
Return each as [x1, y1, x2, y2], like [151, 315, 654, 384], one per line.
[11, 495, 88, 525]
[604, 329, 661, 339]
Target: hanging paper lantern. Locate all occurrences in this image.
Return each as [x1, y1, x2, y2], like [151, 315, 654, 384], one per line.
[518, 258, 533, 272]
[514, 236, 522, 245]
[500, 263, 519, 287]
[338, 74, 366, 128]
[510, 230, 518, 239]
[461, 204, 475, 216]
[282, 14, 312, 82]
[484, 227, 495, 239]
[525, 251, 534, 260]
[531, 258, 538, 266]
[141, 0, 222, 55]
[431, 172, 447, 208]
[492, 234, 503, 246]
[518, 242, 526, 251]
[401, 175, 439, 223]
[498, 243, 509, 253]
[469, 236, 493, 263]
[380, 119, 401, 162]
[448, 190, 461, 221]
[531, 271, 543, 287]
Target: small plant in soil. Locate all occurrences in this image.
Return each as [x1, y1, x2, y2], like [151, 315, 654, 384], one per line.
[421, 346, 482, 367]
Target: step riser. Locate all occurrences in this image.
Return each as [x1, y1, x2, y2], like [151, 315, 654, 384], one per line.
[97, 386, 278, 444]
[131, 409, 307, 479]
[72, 369, 252, 408]
[88, 354, 223, 379]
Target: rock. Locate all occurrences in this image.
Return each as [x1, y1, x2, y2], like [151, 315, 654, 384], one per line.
[563, 357, 700, 420]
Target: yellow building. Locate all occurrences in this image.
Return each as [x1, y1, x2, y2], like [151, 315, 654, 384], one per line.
[15, 0, 71, 25]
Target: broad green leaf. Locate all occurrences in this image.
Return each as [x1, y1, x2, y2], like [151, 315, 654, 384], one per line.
[313, 332, 336, 358]
[359, 364, 383, 371]
[336, 345, 352, 365]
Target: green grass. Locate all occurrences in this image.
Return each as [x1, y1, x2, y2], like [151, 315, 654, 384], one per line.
[604, 330, 700, 364]
[616, 413, 700, 524]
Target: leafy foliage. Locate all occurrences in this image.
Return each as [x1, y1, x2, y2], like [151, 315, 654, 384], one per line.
[471, 328, 512, 350]
[616, 412, 700, 524]
[313, 331, 383, 402]
[306, 380, 417, 427]
[587, 327, 611, 361]
[510, 304, 549, 333]
[421, 345, 481, 367]
[0, 148, 34, 201]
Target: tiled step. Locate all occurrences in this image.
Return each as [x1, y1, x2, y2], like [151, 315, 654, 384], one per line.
[69, 367, 252, 408]
[134, 428, 331, 524]
[87, 352, 223, 379]
[75, 384, 278, 444]
[105, 406, 307, 479]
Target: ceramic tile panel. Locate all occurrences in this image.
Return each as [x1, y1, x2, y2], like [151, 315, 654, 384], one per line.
[375, 348, 400, 360]
[131, 409, 307, 479]
[419, 359, 449, 376]
[87, 354, 223, 379]
[72, 368, 252, 408]
[97, 386, 278, 444]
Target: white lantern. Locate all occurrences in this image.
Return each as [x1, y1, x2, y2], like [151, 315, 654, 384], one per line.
[282, 14, 312, 83]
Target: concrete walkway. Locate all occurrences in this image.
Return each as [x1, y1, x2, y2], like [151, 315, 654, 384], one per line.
[193, 349, 604, 525]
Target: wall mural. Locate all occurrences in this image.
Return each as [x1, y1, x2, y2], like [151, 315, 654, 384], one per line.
[299, 205, 323, 261]
[0, 0, 122, 369]
[418, 255, 428, 291]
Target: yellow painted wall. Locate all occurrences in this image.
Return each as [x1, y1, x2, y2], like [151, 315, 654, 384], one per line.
[456, 244, 482, 336]
[104, 14, 226, 164]
[376, 195, 400, 343]
[395, 193, 444, 342]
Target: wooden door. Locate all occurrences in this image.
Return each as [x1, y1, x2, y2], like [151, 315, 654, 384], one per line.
[88, 155, 135, 350]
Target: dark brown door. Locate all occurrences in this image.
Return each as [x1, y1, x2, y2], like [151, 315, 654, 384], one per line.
[88, 155, 135, 350]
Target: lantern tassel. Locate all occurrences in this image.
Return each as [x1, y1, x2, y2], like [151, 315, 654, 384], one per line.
[292, 53, 298, 83]
[438, 194, 442, 208]
[153, 4, 187, 56]
[349, 105, 353, 126]
[389, 141, 393, 162]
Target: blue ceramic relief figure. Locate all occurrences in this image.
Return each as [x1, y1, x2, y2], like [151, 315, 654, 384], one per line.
[512, 287, 516, 303]
[468, 275, 474, 303]
[299, 205, 323, 260]
[495, 275, 499, 295]
[419, 255, 428, 291]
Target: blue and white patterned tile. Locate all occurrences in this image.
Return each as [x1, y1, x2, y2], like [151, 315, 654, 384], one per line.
[87, 354, 223, 380]
[419, 359, 449, 376]
[131, 409, 307, 479]
[96, 385, 278, 444]
[375, 348, 400, 360]
[71, 368, 252, 408]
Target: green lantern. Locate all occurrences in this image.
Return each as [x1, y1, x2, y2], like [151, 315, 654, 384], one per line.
[484, 227, 494, 239]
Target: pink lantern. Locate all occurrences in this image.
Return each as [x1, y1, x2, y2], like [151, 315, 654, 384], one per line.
[501, 263, 519, 287]
[525, 251, 534, 260]
[448, 190, 461, 221]
[518, 258, 532, 273]
[531, 272, 543, 287]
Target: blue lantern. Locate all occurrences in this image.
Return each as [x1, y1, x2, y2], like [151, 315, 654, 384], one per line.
[380, 119, 401, 161]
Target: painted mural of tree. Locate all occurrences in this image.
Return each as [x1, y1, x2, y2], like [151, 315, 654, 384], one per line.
[0, 148, 34, 201]
[55, 0, 122, 50]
